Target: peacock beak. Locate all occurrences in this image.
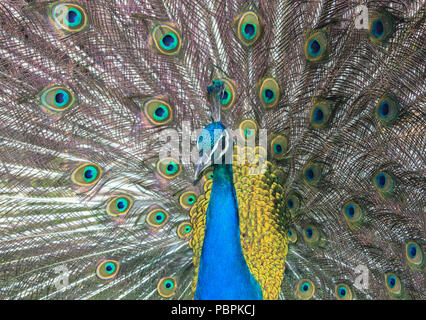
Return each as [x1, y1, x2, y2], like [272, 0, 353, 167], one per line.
[194, 128, 231, 181]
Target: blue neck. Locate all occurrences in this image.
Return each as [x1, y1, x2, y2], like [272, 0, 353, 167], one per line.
[194, 164, 262, 300]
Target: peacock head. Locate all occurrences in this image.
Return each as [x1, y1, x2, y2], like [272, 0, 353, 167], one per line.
[194, 80, 233, 179]
[194, 121, 233, 179]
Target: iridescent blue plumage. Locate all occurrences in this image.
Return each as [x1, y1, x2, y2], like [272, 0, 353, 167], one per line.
[194, 121, 262, 299]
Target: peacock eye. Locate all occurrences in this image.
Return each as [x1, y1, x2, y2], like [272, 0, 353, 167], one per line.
[71, 163, 102, 186]
[50, 2, 88, 32]
[405, 241, 423, 267]
[152, 24, 182, 55]
[259, 78, 280, 109]
[146, 208, 169, 227]
[202, 168, 214, 182]
[309, 40, 321, 55]
[369, 11, 394, 44]
[245, 128, 254, 138]
[309, 100, 333, 128]
[335, 284, 353, 300]
[372, 19, 384, 38]
[375, 95, 399, 126]
[296, 279, 315, 300]
[157, 277, 177, 298]
[302, 224, 320, 246]
[287, 227, 297, 243]
[179, 191, 198, 209]
[304, 30, 328, 62]
[96, 260, 119, 280]
[106, 195, 133, 217]
[284, 191, 301, 216]
[217, 79, 236, 111]
[384, 273, 402, 295]
[144, 99, 173, 125]
[166, 162, 179, 175]
[239, 120, 258, 140]
[342, 201, 364, 225]
[157, 158, 181, 179]
[373, 171, 395, 197]
[270, 135, 288, 160]
[236, 11, 262, 46]
[39, 86, 75, 112]
[177, 221, 193, 239]
[302, 162, 322, 187]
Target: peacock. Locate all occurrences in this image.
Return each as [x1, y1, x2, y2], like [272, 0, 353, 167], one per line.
[0, 0, 424, 300]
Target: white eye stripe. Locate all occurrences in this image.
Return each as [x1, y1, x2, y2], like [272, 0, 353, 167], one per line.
[212, 129, 231, 164]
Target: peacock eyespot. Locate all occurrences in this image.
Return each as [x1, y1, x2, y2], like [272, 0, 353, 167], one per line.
[285, 191, 301, 215]
[50, 2, 88, 32]
[274, 144, 282, 154]
[375, 96, 398, 126]
[106, 195, 133, 217]
[308, 39, 321, 57]
[287, 227, 297, 243]
[154, 105, 169, 121]
[236, 11, 262, 46]
[166, 162, 178, 175]
[302, 224, 320, 245]
[372, 19, 384, 38]
[368, 11, 394, 44]
[263, 89, 275, 103]
[305, 227, 313, 238]
[405, 241, 423, 267]
[96, 260, 119, 280]
[177, 221, 193, 239]
[373, 171, 395, 197]
[242, 23, 257, 40]
[71, 163, 102, 186]
[379, 101, 389, 117]
[306, 168, 314, 180]
[313, 108, 323, 122]
[270, 135, 288, 160]
[309, 100, 332, 128]
[202, 168, 214, 182]
[40, 86, 75, 112]
[239, 120, 258, 140]
[302, 162, 322, 187]
[146, 208, 169, 227]
[157, 277, 177, 298]
[245, 128, 254, 138]
[221, 90, 230, 104]
[304, 30, 328, 62]
[83, 166, 97, 182]
[216, 79, 236, 111]
[157, 158, 181, 179]
[161, 33, 178, 50]
[384, 273, 401, 295]
[156, 212, 165, 222]
[144, 99, 173, 125]
[335, 284, 353, 300]
[342, 201, 364, 224]
[179, 191, 198, 209]
[152, 24, 181, 55]
[296, 279, 315, 300]
[259, 78, 280, 109]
